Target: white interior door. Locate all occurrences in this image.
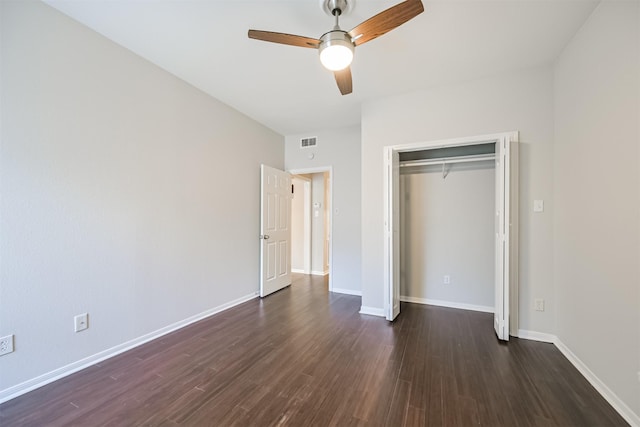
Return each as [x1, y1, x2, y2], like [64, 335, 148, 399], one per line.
[494, 137, 511, 340]
[385, 149, 401, 321]
[260, 165, 292, 297]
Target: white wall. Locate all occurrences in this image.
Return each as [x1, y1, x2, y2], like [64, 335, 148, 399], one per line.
[554, 0, 640, 419]
[311, 173, 327, 275]
[290, 177, 306, 272]
[323, 172, 330, 273]
[285, 126, 361, 295]
[400, 163, 495, 310]
[0, 0, 283, 396]
[290, 173, 328, 276]
[361, 66, 555, 333]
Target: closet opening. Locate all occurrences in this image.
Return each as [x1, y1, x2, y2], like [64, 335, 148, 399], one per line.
[384, 132, 519, 341]
[399, 143, 496, 316]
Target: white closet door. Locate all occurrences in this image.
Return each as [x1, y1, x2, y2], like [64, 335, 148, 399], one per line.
[494, 137, 511, 341]
[385, 148, 401, 321]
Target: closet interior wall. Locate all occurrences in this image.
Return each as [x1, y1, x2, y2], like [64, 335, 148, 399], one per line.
[399, 147, 497, 312]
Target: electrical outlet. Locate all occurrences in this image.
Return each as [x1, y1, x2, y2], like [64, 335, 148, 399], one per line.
[0, 335, 14, 356]
[443, 275, 451, 285]
[74, 313, 89, 332]
[534, 299, 545, 312]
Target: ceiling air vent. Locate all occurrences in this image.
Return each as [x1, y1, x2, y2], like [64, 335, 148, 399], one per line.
[300, 136, 317, 148]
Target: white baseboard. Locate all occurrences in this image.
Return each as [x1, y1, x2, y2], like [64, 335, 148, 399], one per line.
[291, 268, 306, 274]
[400, 296, 494, 314]
[359, 306, 385, 317]
[516, 330, 639, 426]
[311, 270, 328, 276]
[0, 291, 259, 404]
[331, 288, 362, 296]
[516, 329, 556, 343]
[554, 338, 640, 427]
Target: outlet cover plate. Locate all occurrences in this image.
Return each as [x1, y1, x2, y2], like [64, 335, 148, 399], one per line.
[0, 334, 14, 356]
[74, 313, 89, 332]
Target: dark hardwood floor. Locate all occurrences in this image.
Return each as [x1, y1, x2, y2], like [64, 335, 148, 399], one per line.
[0, 274, 628, 426]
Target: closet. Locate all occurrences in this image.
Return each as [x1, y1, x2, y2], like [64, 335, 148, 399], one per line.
[384, 133, 518, 340]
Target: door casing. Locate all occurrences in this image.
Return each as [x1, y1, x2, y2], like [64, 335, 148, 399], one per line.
[288, 166, 334, 292]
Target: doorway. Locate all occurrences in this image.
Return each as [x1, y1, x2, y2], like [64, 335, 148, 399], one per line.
[289, 167, 333, 292]
[384, 132, 519, 340]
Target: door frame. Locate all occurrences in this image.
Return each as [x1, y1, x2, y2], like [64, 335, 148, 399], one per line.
[288, 166, 334, 292]
[383, 132, 519, 337]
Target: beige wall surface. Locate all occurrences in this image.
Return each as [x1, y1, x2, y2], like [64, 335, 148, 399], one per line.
[400, 163, 495, 309]
[1, 0, 283, 393]
[361, 66, 555, 334]
[553, 0, 640, 418]
[285, 126, 361, 295]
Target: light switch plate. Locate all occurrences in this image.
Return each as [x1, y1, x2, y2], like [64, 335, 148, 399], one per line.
[533, 199, 544, 213]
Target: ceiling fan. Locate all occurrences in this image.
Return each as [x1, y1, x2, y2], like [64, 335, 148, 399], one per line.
[248, 0, 424, 95]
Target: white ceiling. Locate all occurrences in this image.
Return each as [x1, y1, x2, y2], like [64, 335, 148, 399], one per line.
[44, 0, 598, 135]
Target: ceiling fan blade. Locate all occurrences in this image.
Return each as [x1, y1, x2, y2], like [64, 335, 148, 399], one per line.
[348, 0, 424, 46]
[334, 67, 352, 95]
[248, 30, 320, 49]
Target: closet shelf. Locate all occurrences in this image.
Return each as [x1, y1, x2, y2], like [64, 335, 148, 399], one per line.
[399, 153, 496, 168]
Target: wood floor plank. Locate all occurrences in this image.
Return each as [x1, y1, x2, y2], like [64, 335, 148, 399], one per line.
[0, 274, 629, 426]
[386, 379, 412, 426]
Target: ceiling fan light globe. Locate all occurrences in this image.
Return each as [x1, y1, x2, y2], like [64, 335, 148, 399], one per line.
[320, 44, 353, 71]
[319, 30, 354, 71]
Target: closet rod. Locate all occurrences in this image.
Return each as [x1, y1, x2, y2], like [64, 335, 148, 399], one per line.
[399, 153, 496, 168]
